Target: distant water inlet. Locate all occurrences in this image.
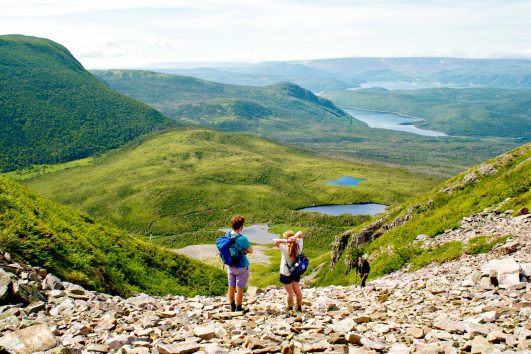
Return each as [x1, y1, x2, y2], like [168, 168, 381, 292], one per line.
[298, 203, 387, 216]
[324, 176, 365, 186]
[342, 107, 447, 137]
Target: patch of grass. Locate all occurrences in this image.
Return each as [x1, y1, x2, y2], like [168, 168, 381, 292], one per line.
[409, 241, 462, 271]
[465, 235, 511, 255]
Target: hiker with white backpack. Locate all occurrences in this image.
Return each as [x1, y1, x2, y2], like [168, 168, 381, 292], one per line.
[273, 230, 308, 312]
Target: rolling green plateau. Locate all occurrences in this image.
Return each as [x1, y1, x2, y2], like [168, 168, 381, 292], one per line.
[323, 88, 531, 138]
[0, 35, 173, 172]
[22, 129, 438, 254]
[315, 143, 531, 287]
[0, 176, 226, 297]
[93, 69, 520, 177]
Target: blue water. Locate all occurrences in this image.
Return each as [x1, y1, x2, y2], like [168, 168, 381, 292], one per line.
[219, 224, 279, 244]
[298, 203, 387, 216]
[325, 176, 365, 186]
[347, 81, 478, 90]
[342, 107, 447, 137]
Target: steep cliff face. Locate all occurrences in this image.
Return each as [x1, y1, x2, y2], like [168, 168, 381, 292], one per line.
[328, 143, 530, 274]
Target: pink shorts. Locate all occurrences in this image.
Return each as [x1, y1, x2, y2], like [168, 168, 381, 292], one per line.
[228, 266, 250, 288]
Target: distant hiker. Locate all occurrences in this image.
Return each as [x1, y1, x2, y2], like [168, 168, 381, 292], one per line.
[273, 230, 306, 312]
[222, 215, 252, 312]
[356, 255, 370, 288]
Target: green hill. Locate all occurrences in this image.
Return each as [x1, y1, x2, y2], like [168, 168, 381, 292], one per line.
[316, 142, 530, 286]
[0, 175, 226, 297]
[92, 69, 522, 178]
[92, 69, 351, 132]
[22, 129, 438, 252]
[323, 88, 531, 138]
[0, 35, 173, 172]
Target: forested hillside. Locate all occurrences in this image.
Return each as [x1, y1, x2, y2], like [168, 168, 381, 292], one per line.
[0, 35, 172, 172]
[0, 176, 226, 297]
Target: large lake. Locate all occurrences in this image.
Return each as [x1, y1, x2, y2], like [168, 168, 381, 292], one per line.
[348, 80, 478, 90]
[298, 203, 387, 216]
[343, 107, 447, 137]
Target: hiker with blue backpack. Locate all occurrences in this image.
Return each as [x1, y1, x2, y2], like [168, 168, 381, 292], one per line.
[273, 230, 307, 312]
[216, 215, 253, 313]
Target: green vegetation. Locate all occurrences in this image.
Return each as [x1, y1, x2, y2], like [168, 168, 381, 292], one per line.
[93, 70, 350, 131]
[0, 35, 173, 172]
[323, 88, 531, 138]
[93, 69, 522, 177]
[314, 143, 530, 286]
[22, 129, 437, 248]
[0, 176, 226, 297]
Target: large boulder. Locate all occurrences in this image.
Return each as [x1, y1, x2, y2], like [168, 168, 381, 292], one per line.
[0, 271, 13, 302]
[0, 323, 58, 353]
[42, 273, 64, 290]
[481, 257, 521, 288]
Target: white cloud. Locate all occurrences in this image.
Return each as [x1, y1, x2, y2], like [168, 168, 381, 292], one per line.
[1, 0, 530, 68]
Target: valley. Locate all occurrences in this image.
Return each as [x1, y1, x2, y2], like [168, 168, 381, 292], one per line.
[21, 129, 437, 266]
[93, 70, 522, 177]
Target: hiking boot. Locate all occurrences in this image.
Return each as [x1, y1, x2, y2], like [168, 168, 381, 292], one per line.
[230, 302, 236, 312]
[295, 306, 303, 313]
[236, 304, 249, 314]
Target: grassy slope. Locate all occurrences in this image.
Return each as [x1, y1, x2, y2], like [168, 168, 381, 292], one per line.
[323, 88, 531, 138]
[0, 176, 226, 297]
[92, 70, 521, 178]
[315, 143, 531, 286]
[0, 35, 173, 172]
[23, 129, 438, 247]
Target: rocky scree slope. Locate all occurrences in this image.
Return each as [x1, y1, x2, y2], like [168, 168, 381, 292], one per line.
[0, 209, 529, 353]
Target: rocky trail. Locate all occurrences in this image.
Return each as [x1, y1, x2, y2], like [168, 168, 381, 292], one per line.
[0, 212, 530, 354]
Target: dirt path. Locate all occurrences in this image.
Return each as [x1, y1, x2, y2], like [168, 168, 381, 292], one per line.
[174, 244, 272, 268]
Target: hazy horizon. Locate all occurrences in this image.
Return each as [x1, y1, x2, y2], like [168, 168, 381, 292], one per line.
[2, 0, 531, 69]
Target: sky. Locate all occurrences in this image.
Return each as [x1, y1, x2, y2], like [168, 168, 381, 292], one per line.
[1, 0, 531, 68]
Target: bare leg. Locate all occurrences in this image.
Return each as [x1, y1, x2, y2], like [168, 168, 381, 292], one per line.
[283, 283, 295, 308]
[292, 282, 303, 307]
[236, 287, 244, 306]
[228, 286, 235, 304]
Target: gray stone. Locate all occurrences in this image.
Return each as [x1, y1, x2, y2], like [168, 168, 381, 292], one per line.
[42, 273, 64, 291]
[433, 317, 466, 334]
[0, 323, 58, 353]
[0, 271, 13, 302]
[156, 342, 201, 354]
[471, 336, 496, 353]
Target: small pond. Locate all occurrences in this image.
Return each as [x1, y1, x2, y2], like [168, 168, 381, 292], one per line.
[325, 176, 365, 186]
[298, 203, 387, 216]
[219, 224, 279, 244]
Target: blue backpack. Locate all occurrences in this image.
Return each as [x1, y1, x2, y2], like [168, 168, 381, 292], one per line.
[287, 254, 309, 276]
[216, 232, 243, 266]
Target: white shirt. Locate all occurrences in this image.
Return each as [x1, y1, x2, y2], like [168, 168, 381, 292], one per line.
[279, 239, 303, 276]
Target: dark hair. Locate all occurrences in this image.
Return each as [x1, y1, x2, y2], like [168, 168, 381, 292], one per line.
[231, 215, 245, 230]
